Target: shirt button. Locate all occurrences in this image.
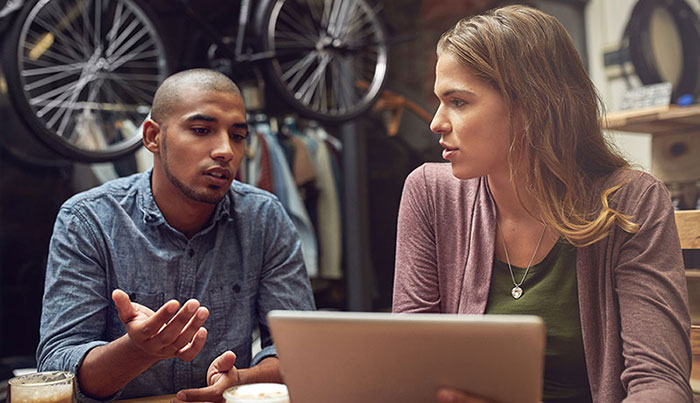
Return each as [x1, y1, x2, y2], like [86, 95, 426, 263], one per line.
[188, 249, 194, 258]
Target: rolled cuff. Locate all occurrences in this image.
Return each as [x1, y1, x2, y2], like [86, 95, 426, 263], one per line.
[251, 345, 277, 367]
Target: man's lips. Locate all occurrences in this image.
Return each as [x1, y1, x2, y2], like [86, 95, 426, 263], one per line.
[204, 167, 231, 183]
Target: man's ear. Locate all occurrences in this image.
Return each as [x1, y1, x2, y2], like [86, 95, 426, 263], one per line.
[142, 119, 161, 153]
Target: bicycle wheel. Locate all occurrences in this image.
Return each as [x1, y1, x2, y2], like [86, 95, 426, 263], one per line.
[3, 0, 169, 162]
[258, 0, 388, 122]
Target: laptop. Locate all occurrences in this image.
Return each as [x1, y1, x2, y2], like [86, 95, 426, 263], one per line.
[267, 310, 545, 403]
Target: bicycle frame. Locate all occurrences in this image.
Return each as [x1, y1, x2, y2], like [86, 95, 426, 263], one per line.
[177, 0, 276, 64]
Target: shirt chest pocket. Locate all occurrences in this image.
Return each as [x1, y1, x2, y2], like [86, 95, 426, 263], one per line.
[107, 291, 165, 340]
[207, 281, 256, 350]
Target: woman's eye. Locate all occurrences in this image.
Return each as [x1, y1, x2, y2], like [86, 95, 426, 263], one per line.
[450, 99, 466, 107]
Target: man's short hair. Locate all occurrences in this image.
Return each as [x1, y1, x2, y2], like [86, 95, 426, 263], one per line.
[151, 69, 242, 127]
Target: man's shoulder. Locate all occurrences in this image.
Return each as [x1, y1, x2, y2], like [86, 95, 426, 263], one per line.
[61, 172, 146, 210]
[229, 180, 281, 206]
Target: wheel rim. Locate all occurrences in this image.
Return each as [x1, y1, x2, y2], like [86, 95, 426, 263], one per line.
[266, 0, 388, 120]
[14, 0, 167, 157]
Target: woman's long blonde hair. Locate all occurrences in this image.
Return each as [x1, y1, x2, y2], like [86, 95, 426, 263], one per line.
[438, 5, 638, 246]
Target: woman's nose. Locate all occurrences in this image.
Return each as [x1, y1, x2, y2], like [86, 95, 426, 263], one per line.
[430, 106, 450, 135]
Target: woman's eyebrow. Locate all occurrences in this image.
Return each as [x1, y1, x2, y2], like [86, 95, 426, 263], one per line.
[439, 88, 476, 97]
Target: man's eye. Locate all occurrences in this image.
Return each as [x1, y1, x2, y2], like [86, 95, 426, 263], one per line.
[192, 127, 209, 135]
[231, 133, 247, 142]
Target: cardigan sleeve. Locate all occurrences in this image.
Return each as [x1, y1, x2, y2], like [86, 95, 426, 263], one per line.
[392, 165, 442, 313]
[613, 180, 692, 402]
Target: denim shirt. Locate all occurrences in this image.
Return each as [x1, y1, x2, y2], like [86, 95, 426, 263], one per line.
[37, 170, 315, 401]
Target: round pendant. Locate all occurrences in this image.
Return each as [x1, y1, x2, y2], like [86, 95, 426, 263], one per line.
[511, 286, 523, 299]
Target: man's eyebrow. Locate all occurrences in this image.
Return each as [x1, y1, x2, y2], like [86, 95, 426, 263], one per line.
[185, 113, 217, 122]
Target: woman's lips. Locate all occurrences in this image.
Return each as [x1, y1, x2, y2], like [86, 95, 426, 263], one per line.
[442, 147, 458, 160]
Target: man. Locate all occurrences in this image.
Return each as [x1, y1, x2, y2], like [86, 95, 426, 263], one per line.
[37, 69, 315, 402]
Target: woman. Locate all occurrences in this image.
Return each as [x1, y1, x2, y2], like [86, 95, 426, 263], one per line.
[392, 5, 692, 402]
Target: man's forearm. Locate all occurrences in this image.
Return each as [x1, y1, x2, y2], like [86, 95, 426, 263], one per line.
[238, 357, 283, 385]
[78, 334, 159, 398]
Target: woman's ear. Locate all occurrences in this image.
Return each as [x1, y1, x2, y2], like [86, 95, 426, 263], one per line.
[142, 119, 161, 153]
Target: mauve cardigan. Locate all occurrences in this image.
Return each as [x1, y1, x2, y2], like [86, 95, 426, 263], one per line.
[393, 163, 692, 402]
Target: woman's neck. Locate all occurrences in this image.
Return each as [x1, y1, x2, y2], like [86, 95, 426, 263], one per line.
[487, 172, 541, 223]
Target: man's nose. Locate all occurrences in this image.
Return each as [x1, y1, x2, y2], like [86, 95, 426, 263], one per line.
[211, 132, 234, 162]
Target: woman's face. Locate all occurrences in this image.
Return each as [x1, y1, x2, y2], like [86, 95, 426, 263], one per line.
[431, 52, 515, 180]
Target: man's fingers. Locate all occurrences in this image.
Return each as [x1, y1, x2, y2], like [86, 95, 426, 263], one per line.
[138, 299, 179, 337]
[155, 300, 202, 345]
[175, 383, 224, 403]
[112, 289, 136, 323]
[177, 327, 208, 362]
[208, 351, 237, 380]
[172, 307, 209, 351]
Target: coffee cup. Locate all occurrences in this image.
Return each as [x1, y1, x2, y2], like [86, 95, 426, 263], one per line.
[7, 371, 76, 403]
[223, 383, 289, 403]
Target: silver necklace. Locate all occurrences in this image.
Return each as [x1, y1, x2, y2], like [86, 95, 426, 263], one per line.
[496, 221, 547, 299]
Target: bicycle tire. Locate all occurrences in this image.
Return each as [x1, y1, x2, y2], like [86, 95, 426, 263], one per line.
[2, 0, 169, 162]
[257, 0, 389, 123]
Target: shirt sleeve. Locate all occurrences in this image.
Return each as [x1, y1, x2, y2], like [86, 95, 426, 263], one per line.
[614, 180, 693, 402]
[392, 165, 441, 313]
[36, 205, 119, 401]
[253, 197, 316, 364]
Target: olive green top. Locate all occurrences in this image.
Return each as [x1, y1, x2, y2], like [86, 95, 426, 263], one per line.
[486, 241, 592, 403]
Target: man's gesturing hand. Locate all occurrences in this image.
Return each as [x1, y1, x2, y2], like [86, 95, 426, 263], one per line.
[112, 289, 209, 362]
[174, 350, 241, 403]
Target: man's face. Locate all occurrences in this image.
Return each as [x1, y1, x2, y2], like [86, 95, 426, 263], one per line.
[156, 86, 247, 205]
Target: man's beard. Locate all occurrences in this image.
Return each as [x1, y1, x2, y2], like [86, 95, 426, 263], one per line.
[161, 135, 226, 205]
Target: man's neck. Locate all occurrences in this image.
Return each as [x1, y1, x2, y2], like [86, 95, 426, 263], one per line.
[150, 174, 217, 239]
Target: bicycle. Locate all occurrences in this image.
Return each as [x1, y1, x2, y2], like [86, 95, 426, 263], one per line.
[0, 0, 389, 162]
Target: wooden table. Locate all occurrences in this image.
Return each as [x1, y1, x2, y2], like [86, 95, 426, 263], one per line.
[117, 395, 177, 403]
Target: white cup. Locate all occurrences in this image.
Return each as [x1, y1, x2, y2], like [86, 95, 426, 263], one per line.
[7, 371, 76, 403]
[223, 383, 290, 403]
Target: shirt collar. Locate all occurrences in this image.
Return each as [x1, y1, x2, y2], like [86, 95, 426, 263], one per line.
[136, 169, 233, 226]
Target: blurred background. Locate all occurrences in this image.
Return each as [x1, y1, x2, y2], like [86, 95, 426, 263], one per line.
[1, 0, 699, 383]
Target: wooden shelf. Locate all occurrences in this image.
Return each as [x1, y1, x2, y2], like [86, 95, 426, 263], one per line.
[604, 104, 700, 135]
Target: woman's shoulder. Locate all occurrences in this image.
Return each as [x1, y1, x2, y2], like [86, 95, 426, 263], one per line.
[405, 162, 480, 193]
[602, 168, 671, 210]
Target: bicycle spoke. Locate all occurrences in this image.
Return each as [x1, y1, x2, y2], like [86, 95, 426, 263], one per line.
[274, 30, 317, 46]
[107, 37, 157, 69]
[30, 77, 82, 108]
[105, 14, 140, 58]
[102, 73, 156, 103]
[107, 24, 151, 64]
[24, 68, 82, 91]
[106, 0, 126, 49]
[277, 8, 318, 43]
[281, 51, 319, 89]
[299, 54, 331, 105]
[31, 15, 86, 61]
[47, 0, 91, 58]
[56, 82, 85, 137]
[94, 0, 102, 51]
[21, 62, 85, 77]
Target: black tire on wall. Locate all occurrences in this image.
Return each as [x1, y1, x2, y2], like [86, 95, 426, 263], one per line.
[2, 0, 170, 162]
